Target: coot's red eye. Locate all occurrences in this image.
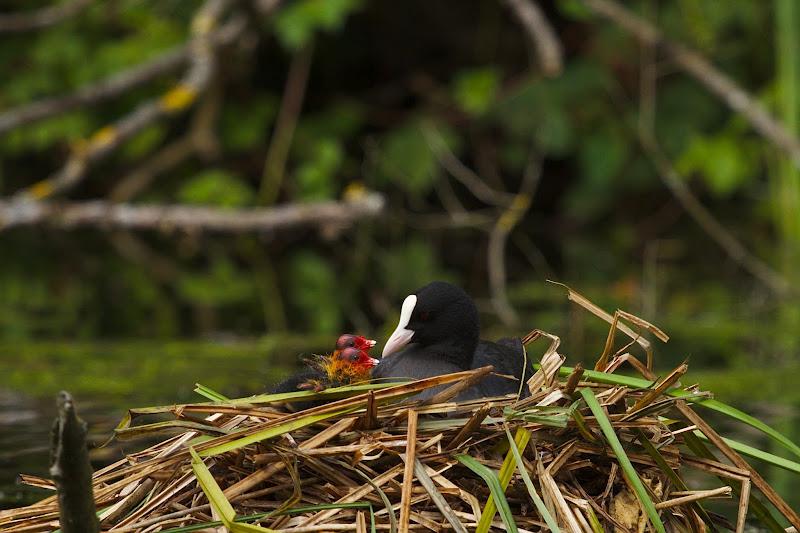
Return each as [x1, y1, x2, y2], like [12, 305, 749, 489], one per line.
[419, 311, 430, 321]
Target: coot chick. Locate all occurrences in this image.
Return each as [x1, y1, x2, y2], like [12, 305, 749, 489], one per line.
[375, 281, 530, 400]
[270, 335, 377, 395]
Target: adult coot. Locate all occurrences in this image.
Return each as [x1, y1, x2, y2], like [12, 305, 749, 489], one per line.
[375, 281, 531, 400]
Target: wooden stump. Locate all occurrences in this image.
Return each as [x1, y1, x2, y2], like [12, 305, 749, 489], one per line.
[50, 391, 99, 533]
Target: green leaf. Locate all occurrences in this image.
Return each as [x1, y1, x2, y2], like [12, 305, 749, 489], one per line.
[122, 125, 166, 159]
[452, 68, 500, 115]
[692, 431, 800, 475]
[578, 128, 628, 185]
[272, 0, 363, 50]
[503, 427, 561, 532]
[579, 388, 666, 533]
[455, 454, 518, 533]
[198, 408, 352, 457]
[676, 133, 758, 196]
[380, 240, 453, 299]
[177, 255, 255, 306]
[286, 251, 342, 334]
[194, 383, 231, 402]
[548, 365, 800, 460]
[377, 121, 438, 195]
[294, 138, 343, 200]
[221, 97, 278, 151]
[556, 0, 592, 19]
[190, 448, 276, 532]
[177, 169, 255, 208]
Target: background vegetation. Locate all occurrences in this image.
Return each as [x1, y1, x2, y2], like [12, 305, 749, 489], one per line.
[0, 0, 798, 513]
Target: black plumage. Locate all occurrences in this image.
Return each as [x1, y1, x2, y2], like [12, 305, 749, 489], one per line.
[375, 281, 531, 400]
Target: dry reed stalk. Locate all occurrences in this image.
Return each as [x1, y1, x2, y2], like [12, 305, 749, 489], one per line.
[4, 292, 799, 533]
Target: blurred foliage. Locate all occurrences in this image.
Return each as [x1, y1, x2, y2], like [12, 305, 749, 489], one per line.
[0, 0, 797, 379]
[1, 0, 800, 514]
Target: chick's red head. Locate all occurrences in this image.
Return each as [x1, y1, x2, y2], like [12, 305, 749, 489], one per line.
[335, 334, 377, 352]
[325, 347, 378, 384]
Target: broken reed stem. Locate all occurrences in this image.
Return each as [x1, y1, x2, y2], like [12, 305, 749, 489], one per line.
[399, 409, 418, 533]
[676, 400, 800, 528]
[655, 486, 732, 509]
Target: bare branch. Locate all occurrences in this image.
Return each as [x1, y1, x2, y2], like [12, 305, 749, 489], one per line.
[488, 152, 542, 326]
[108, 84, 223, 203]
[0, 193, 385, 233]
[502, 0, 563, 77]
[422, 124, 516, 207]
[0, 48, 187, 136]
[0, 0, 91, 33]
[638, 130, 793, 296]
[13, 0, 244, 202]
[582, 0, 800, 169]
[259, 41, 315, 205]
[0, 7, 252, 137]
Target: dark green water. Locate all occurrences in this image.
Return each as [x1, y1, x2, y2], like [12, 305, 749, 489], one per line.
[0, 341, 798, 523]
[0, 338, 328, 508]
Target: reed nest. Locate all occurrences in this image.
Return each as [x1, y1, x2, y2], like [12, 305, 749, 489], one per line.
[3, 289, 800, 533]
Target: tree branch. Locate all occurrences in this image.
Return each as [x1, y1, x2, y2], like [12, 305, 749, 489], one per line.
[259, 41, 314, 205]
[638, 130, 793, 295]
[13, 0, 244, 201]
[582, 0, 800, 169]
[422, 124, 516, 207]
[0, 0, 92, 33]
[488, 152, 542, 326]
[0, 193, 385, 233]
[0, 48, 187, 136]
[502, 0, 563, 77]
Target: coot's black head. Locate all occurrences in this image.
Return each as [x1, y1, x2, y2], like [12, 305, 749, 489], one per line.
[382, 281, 479, 367]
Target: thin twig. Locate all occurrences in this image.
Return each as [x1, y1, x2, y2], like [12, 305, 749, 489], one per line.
[399, 409, 418, 533]
[0, 48, 186, 135]
[13, 0, 242, 201]
[108, 82, 223, 203]
[502, 0, 562, 76]
[422, 124, 516, 207]
[0, 0, 91, 33]
[582, 0, 800, 168]
[638, 131, 792, 295]
[259, 41, 315, 205]
[488, 152, 542, 325]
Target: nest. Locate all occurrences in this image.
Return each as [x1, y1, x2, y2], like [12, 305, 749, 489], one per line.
[2, 289, 799, 532]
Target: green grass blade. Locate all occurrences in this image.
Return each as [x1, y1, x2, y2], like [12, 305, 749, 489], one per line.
[548, 365, 800, 460]
[634, 429, 718, 532]
[190, 447, 275, 532]
[194, 383, 231, 402]
[692, 431, 800, 475]
[585, 506, 604, 533]
[159, 503, 377, 533]
[579, 388, 665, 533]
[502, 405, 571, 427]
[475, 428, 528, 532]
[456, 454, 518, 533]
[503, 427, 561, 532]
[199, 409, 352, 457]
[278, 502, 372, 514]
[352, 464, 397, 533]
[414, 458, 468, 533]
[115, 420, 230, 440]
[683, 431, 784, 532]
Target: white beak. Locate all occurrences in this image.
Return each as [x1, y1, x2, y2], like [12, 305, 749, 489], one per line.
[382, 294, 417, 357]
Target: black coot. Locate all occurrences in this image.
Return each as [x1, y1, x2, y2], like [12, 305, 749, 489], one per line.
[375, 281, 531, 400]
